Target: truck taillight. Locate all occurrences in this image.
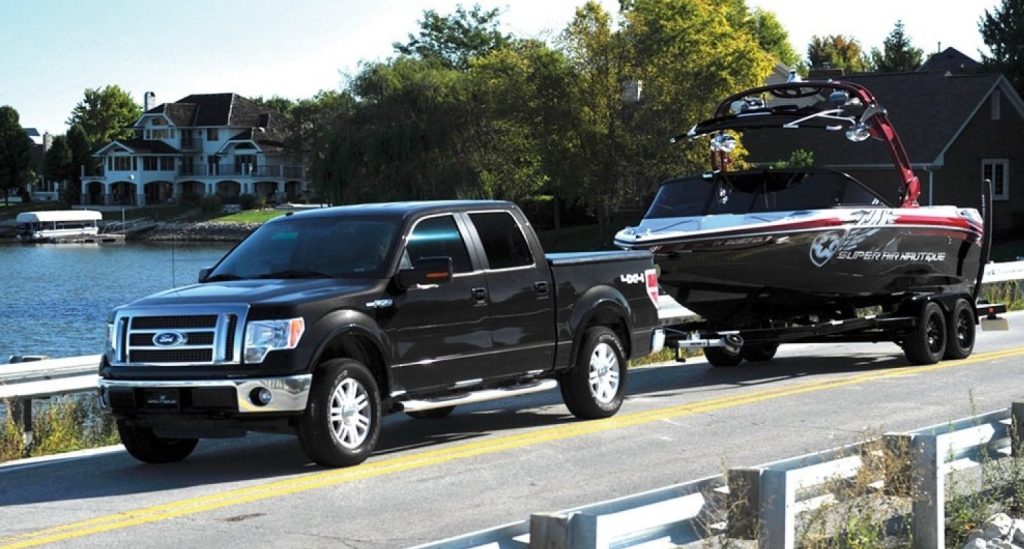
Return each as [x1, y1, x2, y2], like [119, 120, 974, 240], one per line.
[645, 268, 659, 307]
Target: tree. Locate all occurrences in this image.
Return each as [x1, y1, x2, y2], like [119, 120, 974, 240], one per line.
[807, 35, 870, 72]
[67, 85, 142, 147]
[747, 8, 800, 68]
[870, 20, 923, 72]
[44, 134, 73, 194]
[0, 106, 33, 206]
[979, 0, 1024, 93]
[65, 124, 93, 205]
[394, 4, 510, 70]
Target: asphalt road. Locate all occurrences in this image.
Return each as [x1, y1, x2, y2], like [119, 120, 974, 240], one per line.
[2, 313, 1023, 548]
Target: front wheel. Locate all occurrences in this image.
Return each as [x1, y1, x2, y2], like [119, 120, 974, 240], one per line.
[298, 358, 381, 467]
[117, 420, 198, 464]
[559, 327, 626, 419]
[902, 301, 947, 365]
[944, 298, 976, 360]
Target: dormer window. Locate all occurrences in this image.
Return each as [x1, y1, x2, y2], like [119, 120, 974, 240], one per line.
[207, 128, 219, 141]
[152, 118, 166, 126]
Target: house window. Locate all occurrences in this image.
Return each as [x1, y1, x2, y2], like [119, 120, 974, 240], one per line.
[112, 156, 131, 171]
[207, 128, 219, 141]
[983, 159, 1009, 200]
[152, 118, 165, 126]
[160, 157, 175, 170]
[992, 91, 1002, 121]
[143, 156, 159, 171]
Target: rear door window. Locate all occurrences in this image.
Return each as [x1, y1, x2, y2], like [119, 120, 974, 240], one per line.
[469, 212, 533, 270]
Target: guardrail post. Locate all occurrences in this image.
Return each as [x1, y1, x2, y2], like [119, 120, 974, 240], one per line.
[727, 467, 762, 540]
[1011, 402, 1024, 456]
[12, 398, 34, 454]
[758, 469, 795, 549]
[530, 512, 573, 549]
[910, 434, 943, 549]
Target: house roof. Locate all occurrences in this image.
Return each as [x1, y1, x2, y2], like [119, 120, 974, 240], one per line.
[144, 93, 285, 129]
[94, 139, 181, 156]
[920, 47, 982, 74]
[743, 72, 1021, 168]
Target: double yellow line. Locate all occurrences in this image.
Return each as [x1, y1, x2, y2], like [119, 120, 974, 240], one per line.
[4, 346, 1024, 548]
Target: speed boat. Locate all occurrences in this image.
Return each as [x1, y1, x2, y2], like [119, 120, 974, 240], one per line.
[615, 81, 987, 330]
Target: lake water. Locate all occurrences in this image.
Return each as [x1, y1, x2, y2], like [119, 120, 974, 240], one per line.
[0, 242, 233, 359]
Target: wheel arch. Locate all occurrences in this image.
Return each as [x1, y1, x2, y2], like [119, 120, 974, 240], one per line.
[309, 310, 391, 395]
[568, 287, 632, 366]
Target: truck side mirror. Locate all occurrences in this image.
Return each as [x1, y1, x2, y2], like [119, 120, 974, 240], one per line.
[198, 267, 212, 283]
[396, 256, 452, 290]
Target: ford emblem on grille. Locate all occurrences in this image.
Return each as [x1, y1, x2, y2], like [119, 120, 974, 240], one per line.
[153, 331, 187, 347]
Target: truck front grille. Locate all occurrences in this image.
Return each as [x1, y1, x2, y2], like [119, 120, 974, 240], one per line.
[112, 306, 248, 366]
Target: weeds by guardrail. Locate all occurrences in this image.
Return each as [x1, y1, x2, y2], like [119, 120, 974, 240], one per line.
[421, 402, 1024, 549]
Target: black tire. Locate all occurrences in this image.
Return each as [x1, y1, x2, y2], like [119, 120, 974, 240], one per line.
[559, 327, 627, 419]
[944, 298, 976, 360]
[406, 406, 455, 420]
[117, 420, 198, 464]
[704, 347, 743, 367]
[741, 343, 779, 362]
[902, 301, 947, 365]
[298, 358, 381, 467]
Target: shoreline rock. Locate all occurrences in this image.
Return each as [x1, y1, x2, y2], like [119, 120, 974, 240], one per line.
[134, 221, 261, 243]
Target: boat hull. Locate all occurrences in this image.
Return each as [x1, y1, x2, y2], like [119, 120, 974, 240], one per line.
[617, 207, 984, 328]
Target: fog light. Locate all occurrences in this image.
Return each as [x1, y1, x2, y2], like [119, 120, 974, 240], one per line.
[251, 387, 273, 406]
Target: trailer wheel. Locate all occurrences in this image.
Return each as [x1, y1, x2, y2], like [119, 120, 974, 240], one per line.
[704, 347, 743, 367]
[741, 343, 779, 362]
[560, 327, 626, 419]
[902, 301, 947, 365]
[117, 420, 198, 464]
[298, 358, 381, 467]
[943, 298, 975, 360]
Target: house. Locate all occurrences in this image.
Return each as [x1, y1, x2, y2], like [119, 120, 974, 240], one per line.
[745, 70, 1024, 234]
[81, 92, 308, 207]
[24, 128, 62, 201]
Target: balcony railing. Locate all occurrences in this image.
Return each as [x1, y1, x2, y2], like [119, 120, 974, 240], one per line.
[178, 165, 305, 179]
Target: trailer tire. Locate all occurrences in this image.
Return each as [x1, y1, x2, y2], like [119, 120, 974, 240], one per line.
[741, 343, 779, 362]
[704, 347, 743, 367]
[117, 420, 198, 464]
[902, 301, 947, 365]
[943, 298, 975, 360]
[298, 358, 381, 467]
[560, 327, 626, 419]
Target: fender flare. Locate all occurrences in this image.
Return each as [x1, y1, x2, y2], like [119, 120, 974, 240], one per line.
[567, 285, 633, 366]
[309, 309, 392, 391]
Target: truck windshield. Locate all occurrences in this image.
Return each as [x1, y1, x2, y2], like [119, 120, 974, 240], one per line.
[208, 216, 400, 280]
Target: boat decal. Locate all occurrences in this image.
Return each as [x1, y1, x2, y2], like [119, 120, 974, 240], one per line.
[809, 231, 844, 267]
[835, 250, 947, 262]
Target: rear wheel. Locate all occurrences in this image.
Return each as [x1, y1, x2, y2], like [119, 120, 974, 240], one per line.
[298, 358, 381, 467]
[704, 347, 743, 367]
[117, 420, 198, 464]
[406, 406, 455, 420]
[902, 301, 947, 365]
[943, 298, 976, 360]
[741, 343, 779, 362]
[560, 327, 626, 419]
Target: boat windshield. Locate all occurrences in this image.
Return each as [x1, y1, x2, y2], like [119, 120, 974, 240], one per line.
[645, 169, 891, 219]
[208, 216, 401, 280]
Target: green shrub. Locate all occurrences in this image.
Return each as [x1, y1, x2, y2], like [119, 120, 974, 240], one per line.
[238, 193, 264, 211]
[199, 194, 223, 213]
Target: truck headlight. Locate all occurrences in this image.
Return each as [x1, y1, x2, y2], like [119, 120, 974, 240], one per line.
[106, 322, 116, 352]
[244, 318, 305, 364]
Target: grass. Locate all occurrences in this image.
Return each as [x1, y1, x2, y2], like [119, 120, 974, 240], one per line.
[209, 209, 286, 224]
[0, 396, 119, 463]
[0, 201, 64, 221]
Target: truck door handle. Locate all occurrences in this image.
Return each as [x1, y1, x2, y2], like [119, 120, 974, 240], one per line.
[471, 287, 488, 303]
[533, 281, 549, 295]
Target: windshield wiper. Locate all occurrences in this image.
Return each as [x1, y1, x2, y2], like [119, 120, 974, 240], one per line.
[204, 273, 245, 282]
[256, 270, 334, 279]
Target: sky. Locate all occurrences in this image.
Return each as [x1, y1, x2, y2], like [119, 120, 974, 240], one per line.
[1, 0, 1001, 136]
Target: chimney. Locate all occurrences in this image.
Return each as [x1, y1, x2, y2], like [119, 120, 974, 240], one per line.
[144, 91, 156, 111]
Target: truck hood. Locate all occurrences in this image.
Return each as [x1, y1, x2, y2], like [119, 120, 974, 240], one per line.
[124, 278, 383, 308]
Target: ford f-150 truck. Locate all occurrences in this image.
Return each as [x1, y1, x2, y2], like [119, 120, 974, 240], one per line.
[99, 201, 663, 467]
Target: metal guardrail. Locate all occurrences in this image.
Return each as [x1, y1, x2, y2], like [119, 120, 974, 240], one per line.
[422, 403, 1024, 549]
[984, 260, 1024, 284]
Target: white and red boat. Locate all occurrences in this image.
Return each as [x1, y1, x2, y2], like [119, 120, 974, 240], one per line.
[615, 81, 989, 333]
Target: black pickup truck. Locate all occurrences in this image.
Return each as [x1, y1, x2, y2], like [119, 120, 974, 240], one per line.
[99, 201, 663, 467]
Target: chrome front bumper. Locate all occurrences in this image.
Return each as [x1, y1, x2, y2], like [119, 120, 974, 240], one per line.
[98, 374, 312, 413]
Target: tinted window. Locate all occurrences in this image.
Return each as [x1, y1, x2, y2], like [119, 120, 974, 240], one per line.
[469, 212, 533, 269]
[210, 216, 399, 279]
[405, 215, 473, 273]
